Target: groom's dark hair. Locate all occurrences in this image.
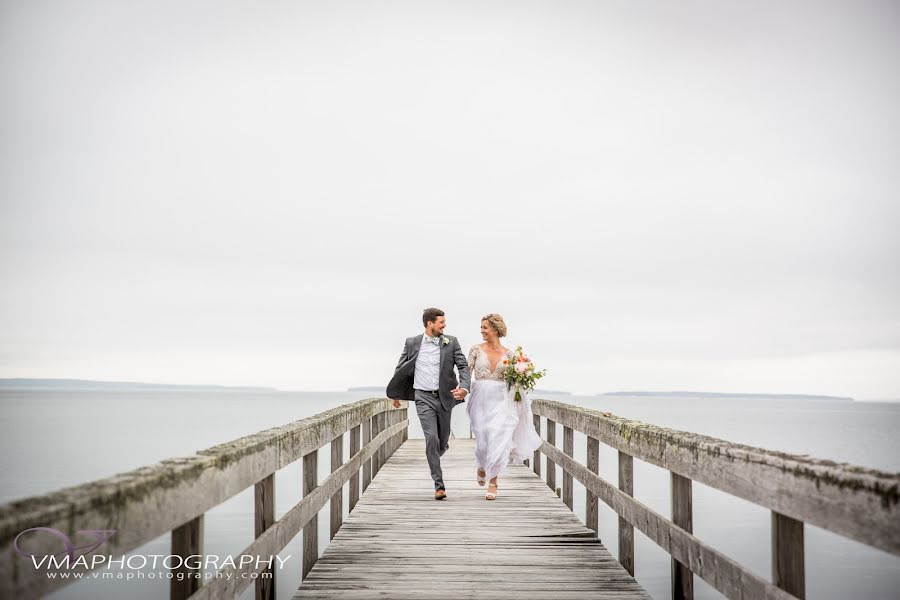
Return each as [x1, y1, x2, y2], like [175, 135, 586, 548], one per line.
[422, 307, 445, 326]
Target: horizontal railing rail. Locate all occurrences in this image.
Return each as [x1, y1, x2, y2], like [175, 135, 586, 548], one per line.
[0, 398, 409, 600]
[531, 398, 900, 600]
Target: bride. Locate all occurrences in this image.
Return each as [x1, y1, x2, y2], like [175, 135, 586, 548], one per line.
[466, 313, 542, 500]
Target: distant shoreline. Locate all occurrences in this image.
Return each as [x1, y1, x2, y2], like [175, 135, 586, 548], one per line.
[0, 378, 276, 392]
[600, 391, 854, 402]
[0, 379, 859, 401]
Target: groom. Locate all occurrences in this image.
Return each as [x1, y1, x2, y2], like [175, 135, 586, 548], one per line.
[386, 307, 470, 500]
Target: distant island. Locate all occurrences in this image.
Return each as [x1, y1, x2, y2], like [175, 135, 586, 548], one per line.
[600, 391, 854, 402]
[0, 378, 276, 392]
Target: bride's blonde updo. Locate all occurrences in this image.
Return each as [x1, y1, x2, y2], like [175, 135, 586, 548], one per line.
[481, 313, 508, 338]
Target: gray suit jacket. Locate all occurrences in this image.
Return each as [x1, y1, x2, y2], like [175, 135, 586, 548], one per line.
[386, 334, 472, 411]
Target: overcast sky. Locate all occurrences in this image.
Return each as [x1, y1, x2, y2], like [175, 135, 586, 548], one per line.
[1, 1, 898, 398]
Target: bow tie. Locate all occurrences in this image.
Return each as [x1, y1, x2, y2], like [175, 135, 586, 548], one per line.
[425, 335, 441, 346]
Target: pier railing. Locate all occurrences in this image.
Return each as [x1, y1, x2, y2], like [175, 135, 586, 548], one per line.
[530, 398, 900, 600]
[4, 396, 898, 600]
[0, 398, 408, 600]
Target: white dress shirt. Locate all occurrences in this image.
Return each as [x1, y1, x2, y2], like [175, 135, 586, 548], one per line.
[413, 334, 441, 390]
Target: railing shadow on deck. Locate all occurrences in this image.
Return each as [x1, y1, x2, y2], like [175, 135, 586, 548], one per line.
[530, 398, 900, 600]
[0, 398, 409, 600]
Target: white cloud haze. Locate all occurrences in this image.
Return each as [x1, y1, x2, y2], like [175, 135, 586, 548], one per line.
[1, 1, 899, 398]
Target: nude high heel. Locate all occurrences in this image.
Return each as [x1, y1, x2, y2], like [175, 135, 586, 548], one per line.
[485, 482, 498, 500]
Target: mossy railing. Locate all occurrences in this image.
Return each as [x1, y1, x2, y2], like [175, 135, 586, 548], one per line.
[0, 398, 409, 600]
[531, 398, 900, 600]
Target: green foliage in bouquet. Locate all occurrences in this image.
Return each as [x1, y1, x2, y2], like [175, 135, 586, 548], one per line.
[502, 346, 548, 401]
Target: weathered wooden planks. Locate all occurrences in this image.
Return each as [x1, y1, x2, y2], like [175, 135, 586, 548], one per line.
[540, 442, 796, 600]
[563, 426, 574, 510]
[586, 435, 599, 533]
[170, 514, 203, 600]
[294, 439, 650, 600]
[189, 418, 409, 599]
[772, 512, 805, 599]
[255, 473, 276, 600]
[532, 399, 900, 556]
[0, 398, 398, 600]
[330, 437, 343, 541]
[618, 450, 634, 576]
[671, 472, 693, 600]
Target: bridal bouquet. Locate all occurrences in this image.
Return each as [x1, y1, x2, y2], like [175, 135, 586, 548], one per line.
[502, 346, 547, 401]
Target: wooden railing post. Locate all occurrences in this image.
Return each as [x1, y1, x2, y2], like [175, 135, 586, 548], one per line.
[349, 425, 361, 511]
[546, 419, 557, 492]
[563, 426, 574, 510]
[362, 416, 372, 491]
[671, 472, 693, 600]
[254, 474, 275, 600]
[772, 512, 805, 599]
[301, 449, 318, 580]
[170, 514, 203, 600]
[330, 435, 343, 541]
[382, 411, 389, 458]
[372, 412, 383, 475]
[379, 411, 387, 470]
[384, 410, 391, 459]
[586, 436, 599, 533]
[618, 451, 634, 576]
[385, 410, 391, 461]
[533, 415, 541, 476]
[401, 406, 409, 443]
[370, 413, 379, 475]
[385, 410, 395, 457]
[391, 409, 401, 455]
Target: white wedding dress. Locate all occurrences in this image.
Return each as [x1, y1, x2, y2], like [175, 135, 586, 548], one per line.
[465, 344, 543, 481]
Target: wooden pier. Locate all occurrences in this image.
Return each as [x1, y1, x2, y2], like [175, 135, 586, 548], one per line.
[293, 438, 649, 599]
[1, 397, 898, 600]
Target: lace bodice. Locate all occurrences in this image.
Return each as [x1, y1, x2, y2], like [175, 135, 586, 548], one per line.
[467, 345, 510, 381]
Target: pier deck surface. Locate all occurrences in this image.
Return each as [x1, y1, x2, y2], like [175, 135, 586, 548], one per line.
[293, 438, 651, 599]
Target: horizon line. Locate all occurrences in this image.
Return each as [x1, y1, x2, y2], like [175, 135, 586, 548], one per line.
[0, 377, 894, 401]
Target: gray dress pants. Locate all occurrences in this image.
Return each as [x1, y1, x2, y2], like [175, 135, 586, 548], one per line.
[414, 390, 453, 491]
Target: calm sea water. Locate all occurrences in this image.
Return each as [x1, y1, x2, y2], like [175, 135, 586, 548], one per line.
[1, 389, 898, 599]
